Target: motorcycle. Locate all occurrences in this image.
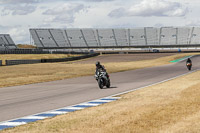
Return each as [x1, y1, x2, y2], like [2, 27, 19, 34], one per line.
[186, 62, 192, 70]
[95, 70, 111, 89]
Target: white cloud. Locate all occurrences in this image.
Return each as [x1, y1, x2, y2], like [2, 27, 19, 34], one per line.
[185, 20, 200, 26]
[8, 28, 29, 44]
[0, 25, 29, 44]
[2, 4, 37, 15]
[109, 0, 188, 17]
[42, 3, 86, 23]
[0, 0, 39, 4]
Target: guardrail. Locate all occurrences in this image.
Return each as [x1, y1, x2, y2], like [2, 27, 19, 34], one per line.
[5, 53, 99, 66]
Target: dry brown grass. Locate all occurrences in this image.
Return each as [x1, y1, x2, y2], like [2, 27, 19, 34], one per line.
[0, 53, 198, 88]
[16, 44, 36, 49]
[2, 57, 200, 133]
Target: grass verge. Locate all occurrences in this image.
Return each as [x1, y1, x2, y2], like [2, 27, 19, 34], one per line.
[2, 58, 200, 132]
[0, 53, 199, 88]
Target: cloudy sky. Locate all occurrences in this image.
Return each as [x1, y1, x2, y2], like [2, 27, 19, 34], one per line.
[0, 0, 200, 44]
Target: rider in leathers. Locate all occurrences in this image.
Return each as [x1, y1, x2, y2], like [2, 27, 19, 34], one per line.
[186, 58, 192, 65]
[95, 61, 108, 80]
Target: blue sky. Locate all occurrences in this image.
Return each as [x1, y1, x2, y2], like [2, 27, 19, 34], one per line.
[0, 0, 199, 44]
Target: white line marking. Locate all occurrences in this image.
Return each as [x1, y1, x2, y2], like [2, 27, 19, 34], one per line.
[0, 122, 26, 126]
[62, 107, 84, 110]
[89, 100, 112, 103]
[22, 116, 48, 120]
[78, 103, 99, 106]
[43, 111, 68, 115]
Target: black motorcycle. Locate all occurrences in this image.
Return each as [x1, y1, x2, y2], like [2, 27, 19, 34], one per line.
[95, 70, 110, 89]
[186, 62, 192, 70]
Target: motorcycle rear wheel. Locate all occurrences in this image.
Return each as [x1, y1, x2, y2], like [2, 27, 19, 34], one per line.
[106, 80, 111, 88]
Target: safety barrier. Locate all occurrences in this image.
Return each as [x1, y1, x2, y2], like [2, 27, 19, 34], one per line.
[0, 49, 91, 54]
[6, 59, 41, 66]
[5, 53, 99, 66]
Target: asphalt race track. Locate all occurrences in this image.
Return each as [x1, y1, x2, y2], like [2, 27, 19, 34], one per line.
[0, 55, 200, 122]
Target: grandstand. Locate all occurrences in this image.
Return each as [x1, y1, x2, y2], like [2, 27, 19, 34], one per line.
[0, 34, 17, 50]
[30, 27, 200, 49]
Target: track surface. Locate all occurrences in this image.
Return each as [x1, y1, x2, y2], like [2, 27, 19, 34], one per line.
[0, 55, 199, 122]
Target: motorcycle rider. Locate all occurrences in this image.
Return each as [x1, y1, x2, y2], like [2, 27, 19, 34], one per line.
[186, 58, 192, 65]
[95, 61, 108, 80]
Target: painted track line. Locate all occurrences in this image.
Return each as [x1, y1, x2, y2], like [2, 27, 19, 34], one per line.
[0, 96, 120, 131]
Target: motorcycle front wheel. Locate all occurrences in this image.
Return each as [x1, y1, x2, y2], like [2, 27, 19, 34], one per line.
[98, 78, 104, 89]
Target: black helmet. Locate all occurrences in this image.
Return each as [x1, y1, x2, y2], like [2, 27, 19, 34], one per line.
[96, 61, 100, 67]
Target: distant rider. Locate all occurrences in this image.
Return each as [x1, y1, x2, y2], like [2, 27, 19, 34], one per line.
[186, 58, 192, 65]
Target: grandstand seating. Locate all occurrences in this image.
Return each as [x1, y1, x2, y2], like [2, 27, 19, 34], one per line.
[160, 27, 177, 45]
[190, 27, 200, 45]
[145, 27, 159, 45]
[82, 29, 98, 47]
[97, 29, 116, 47]
[177, 27, 191, 45]
[0, 34, 17, 49]
[114, 29, 128, 46]
[129, 28, 146, 46]
[30, 27, 200, 49]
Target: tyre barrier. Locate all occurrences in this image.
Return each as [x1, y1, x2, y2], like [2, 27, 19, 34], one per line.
[6, 59, 41, 66]
[5, 53, 100, 66]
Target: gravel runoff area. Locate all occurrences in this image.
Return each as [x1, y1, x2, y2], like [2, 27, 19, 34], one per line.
[73, 53, 177, 64]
